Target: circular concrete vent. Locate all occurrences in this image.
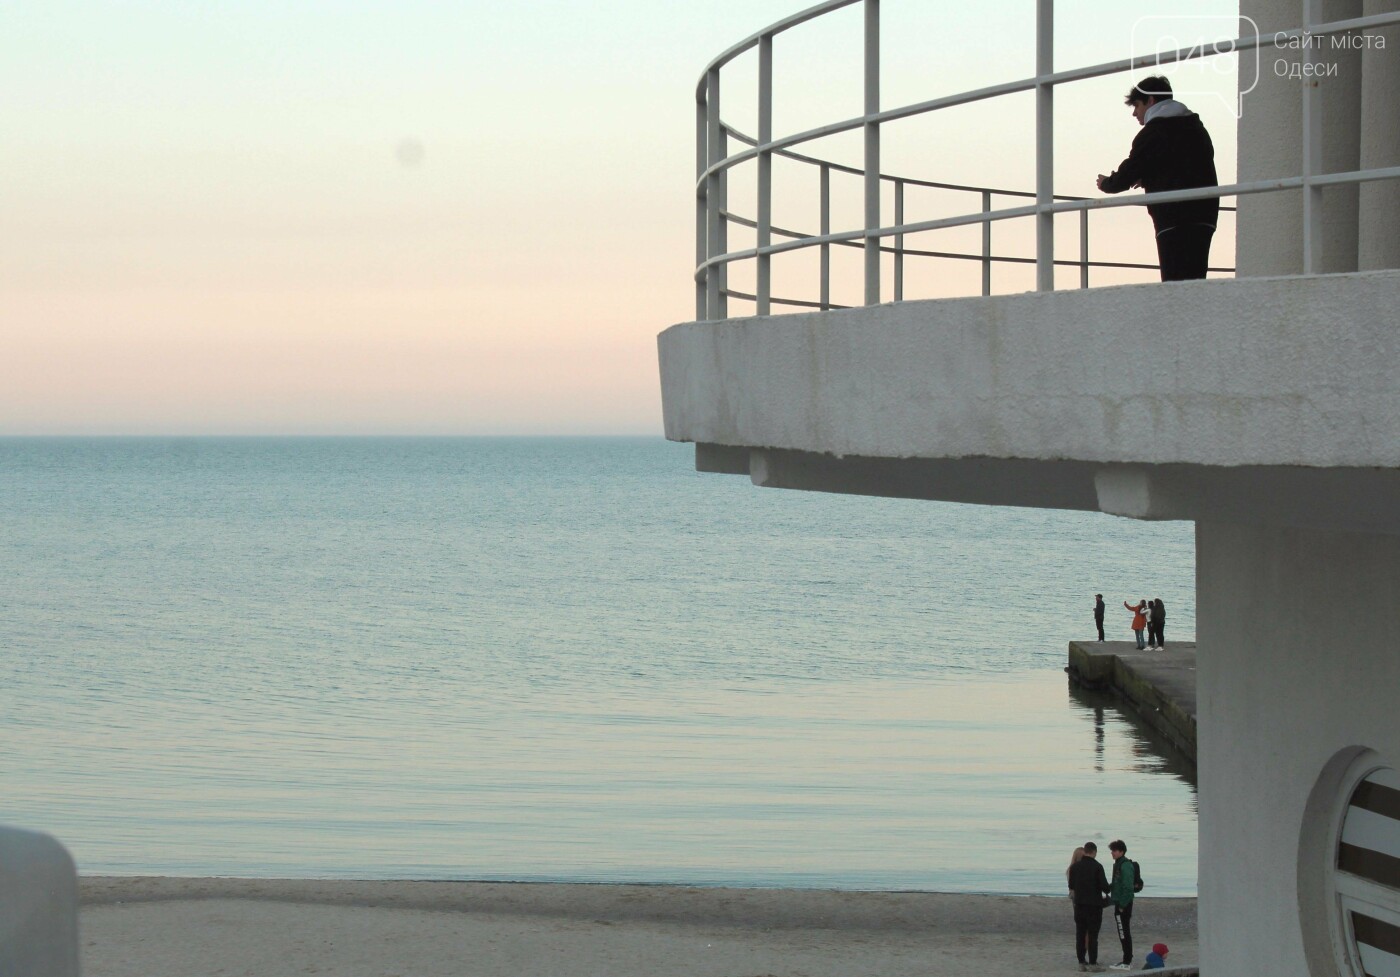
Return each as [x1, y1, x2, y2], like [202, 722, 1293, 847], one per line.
[1337, 767, 1400, 977]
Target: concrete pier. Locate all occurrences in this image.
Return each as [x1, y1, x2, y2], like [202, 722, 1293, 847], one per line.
[1067, 641, 1197, 763]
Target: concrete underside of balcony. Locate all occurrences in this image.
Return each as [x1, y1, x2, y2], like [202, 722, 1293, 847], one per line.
[658, 269, 1400, 536]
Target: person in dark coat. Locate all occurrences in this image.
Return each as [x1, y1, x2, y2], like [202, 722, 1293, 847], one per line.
[1068, 841, 1112, 970]
[1094, 594, 1106, 641]
[1150, 598, 1166, 650]
[1096, 76, 1219, 281]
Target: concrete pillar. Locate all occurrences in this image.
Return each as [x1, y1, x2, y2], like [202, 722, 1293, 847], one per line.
[1315, 0, 1363, 274]
[1359, 0, 1400, 270]
[0, 826, 79, 977]
[1237, 0, 1362, 275]
[1195, 523, 1400, 977]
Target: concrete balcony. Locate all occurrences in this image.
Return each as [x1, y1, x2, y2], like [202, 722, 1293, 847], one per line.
[659, 269, 1400, 535]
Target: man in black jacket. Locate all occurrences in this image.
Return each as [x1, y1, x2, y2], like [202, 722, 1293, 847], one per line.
[1097, 76, 1219, 281]
[1094, 594, 1106, 641]
[1069, 841, 1112, 970]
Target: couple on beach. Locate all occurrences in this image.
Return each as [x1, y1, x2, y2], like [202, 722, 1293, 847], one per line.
[1067, 840, 1158, 971]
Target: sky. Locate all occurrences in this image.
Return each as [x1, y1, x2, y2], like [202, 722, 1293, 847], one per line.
[2, 0, 1241, 435]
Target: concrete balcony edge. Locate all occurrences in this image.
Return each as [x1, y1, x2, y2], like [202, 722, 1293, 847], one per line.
[659, 270, 1400, 533]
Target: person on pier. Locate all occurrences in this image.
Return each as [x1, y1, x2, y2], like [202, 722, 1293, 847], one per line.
[1125, 600, 1148, 650]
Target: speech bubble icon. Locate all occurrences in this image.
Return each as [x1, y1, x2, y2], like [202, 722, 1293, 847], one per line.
[1130, 15, 1259, 119]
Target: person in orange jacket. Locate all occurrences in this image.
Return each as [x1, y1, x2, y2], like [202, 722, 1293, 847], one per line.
[1125, 600, 1148, 649]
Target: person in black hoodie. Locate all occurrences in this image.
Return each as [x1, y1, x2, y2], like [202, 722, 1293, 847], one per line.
[1068, 841, 1112, 970]
[1096, 76, 1219, 281]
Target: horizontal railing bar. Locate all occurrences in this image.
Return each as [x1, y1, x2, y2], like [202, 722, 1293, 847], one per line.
[722, 287, 852, 310]
[723, 124, 1070, 197]
[717, 209, 1205, 270]
[696, 77, 1029, 186]
[696, 167, 1371, 274]
[723, 121, 1239, 210]
[694, 10, 1400, 190]
[696, 0, 861, 97]
[1307, 164, 1400, 187]
[696, 5, 1400, 108]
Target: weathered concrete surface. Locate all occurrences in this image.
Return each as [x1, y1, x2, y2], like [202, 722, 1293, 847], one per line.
[1067, 641, 1197, 762]
[659, 270, 1400, 471]
[659, 270, 1400, 535]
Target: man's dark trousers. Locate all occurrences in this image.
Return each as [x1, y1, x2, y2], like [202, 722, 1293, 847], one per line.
[1075, 903, 1104, 965]
[1114, 903, 1134, 965]
[1156, 225, 1214, 280]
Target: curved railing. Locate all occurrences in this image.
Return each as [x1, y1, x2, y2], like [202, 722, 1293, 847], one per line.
[694, 0, 1400, 320]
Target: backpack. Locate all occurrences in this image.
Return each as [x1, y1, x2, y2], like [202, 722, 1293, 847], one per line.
[1114, 857, 1145, 894]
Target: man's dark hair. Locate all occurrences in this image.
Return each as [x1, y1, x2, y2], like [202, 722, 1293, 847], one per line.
[1126, 76, 1173, 106]
[1109, 840, 1127, 853]
[1084, 842, 1098, 853]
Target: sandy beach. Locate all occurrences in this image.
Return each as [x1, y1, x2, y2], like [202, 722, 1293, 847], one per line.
[79, 877, 1197, 977]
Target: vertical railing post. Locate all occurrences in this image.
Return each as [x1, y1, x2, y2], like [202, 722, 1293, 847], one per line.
[893, 179, 905, 302]
[696, 92, 709, 320]
[1079, 208, 1090, 288]
[757, 34, 774, 315]
[705, 67, 728, 319]
[1301, 0, 1322, 274]
[1035, 0, 1054, 291]
[981, 190, 993, 296]
[863, 0, 881, 306]
[820, 164, 832, 310]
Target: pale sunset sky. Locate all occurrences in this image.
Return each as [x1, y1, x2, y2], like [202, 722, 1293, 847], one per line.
[2, 0, 1239, 435]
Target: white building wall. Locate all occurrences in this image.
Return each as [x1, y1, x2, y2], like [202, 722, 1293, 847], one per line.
[1204, 0, 1400, 972]
[1196, 525, 1400, 977]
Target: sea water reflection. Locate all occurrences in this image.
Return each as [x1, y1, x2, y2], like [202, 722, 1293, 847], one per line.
[1067, 680, 1197, 789]
[6, 667, 1196, 894]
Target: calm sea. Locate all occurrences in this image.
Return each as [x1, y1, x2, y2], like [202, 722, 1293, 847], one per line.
[1, 437, 1197, 894]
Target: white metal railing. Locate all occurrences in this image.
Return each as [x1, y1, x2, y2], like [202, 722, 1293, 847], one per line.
[694, 0, 1400, 320]
[717, 132, 1233, 309]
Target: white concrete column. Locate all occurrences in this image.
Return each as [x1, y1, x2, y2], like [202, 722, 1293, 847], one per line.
[1314, 0, 1363, 274]
[1238, 0, 1362, 275]
[1239, 0, 1304, 276]
[1359, 0, 1400, 270]
[1195, 523, 1400, 977]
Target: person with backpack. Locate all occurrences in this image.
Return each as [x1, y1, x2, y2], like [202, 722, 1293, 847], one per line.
[1107, 840, 1141, 969]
